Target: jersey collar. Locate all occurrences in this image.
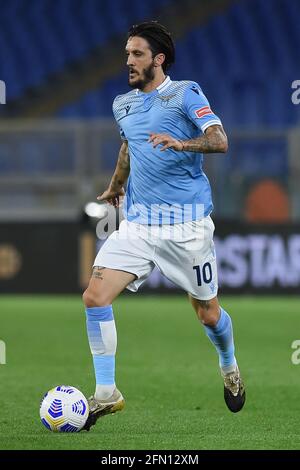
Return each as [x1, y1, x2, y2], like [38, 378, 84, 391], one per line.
[136, 76, 172, 95]
[156, 76, 172, 94]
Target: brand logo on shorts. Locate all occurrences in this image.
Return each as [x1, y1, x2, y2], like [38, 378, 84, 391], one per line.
[209, 282, 216, 293]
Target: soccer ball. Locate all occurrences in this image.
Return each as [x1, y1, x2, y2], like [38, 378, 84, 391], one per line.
[40, 385, 89, 432]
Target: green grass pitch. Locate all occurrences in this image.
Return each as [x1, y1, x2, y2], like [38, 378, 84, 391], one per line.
[0, 295, 299, 450]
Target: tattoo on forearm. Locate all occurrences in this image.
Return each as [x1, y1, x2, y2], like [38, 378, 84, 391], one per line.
[110, 142, 130, 189]
[110, 175, 125, 191]
[182, 126, 228, 153]
[119, 146, 130, 170]
[92, 267, 106, 280]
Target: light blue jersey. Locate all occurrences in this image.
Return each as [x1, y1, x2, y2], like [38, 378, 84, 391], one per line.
[112, 76, 222, 225]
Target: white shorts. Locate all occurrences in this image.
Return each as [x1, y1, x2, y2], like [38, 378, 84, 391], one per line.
[94, 216, 218, 300]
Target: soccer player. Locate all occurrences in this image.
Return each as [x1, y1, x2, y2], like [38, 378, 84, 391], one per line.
[82, 21, 245, 430]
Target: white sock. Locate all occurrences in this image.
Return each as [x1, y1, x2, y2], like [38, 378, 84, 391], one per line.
[95, 384, 116, 400]
[221, 358, 237, 375]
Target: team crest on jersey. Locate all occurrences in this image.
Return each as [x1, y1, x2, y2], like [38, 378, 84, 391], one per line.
[195, 106, 213, 118]
[158, 94, 176, 107]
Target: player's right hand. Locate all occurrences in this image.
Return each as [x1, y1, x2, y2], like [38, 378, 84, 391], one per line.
[97, 187, 125, 208]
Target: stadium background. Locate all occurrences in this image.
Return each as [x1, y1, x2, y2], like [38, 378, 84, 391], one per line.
[0, 0, 300, 451]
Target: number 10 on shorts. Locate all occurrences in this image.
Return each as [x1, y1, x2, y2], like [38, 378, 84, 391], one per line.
[193, 263, 212, 286]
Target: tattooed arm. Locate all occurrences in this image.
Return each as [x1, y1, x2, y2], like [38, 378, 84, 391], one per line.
[149, 125, 228, 154]
[97, 141, 130, 207]
[180, 125, 228, 153]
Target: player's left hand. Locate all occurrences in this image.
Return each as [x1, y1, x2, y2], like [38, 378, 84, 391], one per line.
[148, 132, 184, 152]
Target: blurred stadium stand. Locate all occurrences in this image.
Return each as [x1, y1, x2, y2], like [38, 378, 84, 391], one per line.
[0, 0, 174, 101]
[0, 0, 300, 222]
[57, 0, 300, 128]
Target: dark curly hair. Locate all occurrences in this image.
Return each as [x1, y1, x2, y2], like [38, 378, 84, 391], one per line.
[127, 21, 175, 72]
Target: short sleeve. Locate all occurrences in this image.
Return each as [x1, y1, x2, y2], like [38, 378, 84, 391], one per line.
[112, 96, 127, 141]
[117, 123, 126, 141]
[183, 82, 222, 133]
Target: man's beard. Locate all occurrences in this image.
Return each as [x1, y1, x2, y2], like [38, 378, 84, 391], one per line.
[128, 62, 155, 90]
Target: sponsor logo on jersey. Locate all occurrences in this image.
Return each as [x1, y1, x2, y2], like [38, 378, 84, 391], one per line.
[195, 106, 213, 118]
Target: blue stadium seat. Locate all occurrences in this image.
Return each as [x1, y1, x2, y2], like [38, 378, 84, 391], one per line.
[0, 0, 175, 99]
[1, 0, 299, 131]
